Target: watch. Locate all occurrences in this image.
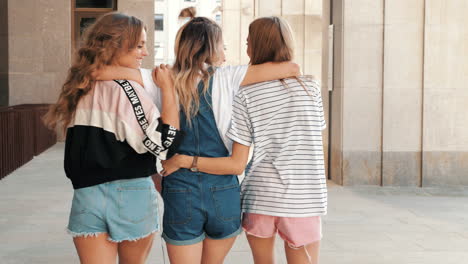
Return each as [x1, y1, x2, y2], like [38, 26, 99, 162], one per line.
[190, 156, 199, 172]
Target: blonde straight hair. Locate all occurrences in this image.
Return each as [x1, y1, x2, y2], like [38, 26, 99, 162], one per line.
[44, 12, 145, 132]
[173, 17, 223, 124]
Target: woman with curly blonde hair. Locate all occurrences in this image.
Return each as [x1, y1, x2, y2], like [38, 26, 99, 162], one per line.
[44, 12, 181, 264]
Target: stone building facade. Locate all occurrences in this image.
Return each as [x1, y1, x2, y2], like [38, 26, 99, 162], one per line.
[0, 0, 155, 106]
[329, 0, 468, 187]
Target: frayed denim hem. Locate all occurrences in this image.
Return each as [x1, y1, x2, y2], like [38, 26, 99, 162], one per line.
[66, 228, 107, 239]
[107, 228, 160, 243]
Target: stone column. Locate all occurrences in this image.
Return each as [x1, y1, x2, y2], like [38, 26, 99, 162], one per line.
[321, 0, 331, 175]
[382, 0, 424, 186]
[223, 0, 254, 65]
[331, 0, 384, 185]
[331, 0, 468, 186]
[422, 0, 468, 186]
[330, 0, 345, 184]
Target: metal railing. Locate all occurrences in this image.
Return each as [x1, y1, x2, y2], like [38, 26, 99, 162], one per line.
[0, 104, 57, 180]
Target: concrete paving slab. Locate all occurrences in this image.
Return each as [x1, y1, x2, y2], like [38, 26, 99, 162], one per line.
[1, 143, 468, 264]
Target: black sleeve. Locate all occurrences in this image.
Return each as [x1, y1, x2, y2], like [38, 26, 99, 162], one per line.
[156, 118, 184, 159]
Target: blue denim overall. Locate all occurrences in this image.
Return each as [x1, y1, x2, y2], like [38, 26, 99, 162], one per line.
[161, 77, 242, 246]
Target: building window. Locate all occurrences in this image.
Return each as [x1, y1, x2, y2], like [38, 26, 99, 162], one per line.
[184, 0, 196, 2]
[72, 0, 118, 51]
[215, 14, 221, 24]
[76, 0, 115, 9]
[155, 14, 164, 31]
[79, 17, 97, 36]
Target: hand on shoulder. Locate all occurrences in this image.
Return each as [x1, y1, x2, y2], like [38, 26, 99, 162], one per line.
[153, 64, 174, 91]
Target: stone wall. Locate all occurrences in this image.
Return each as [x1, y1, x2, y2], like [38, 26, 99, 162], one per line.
[422, 0, 468, 186]
[331, 0, 468, 186]
[5, 0, 154, 106]
[7, 0, 71, 105]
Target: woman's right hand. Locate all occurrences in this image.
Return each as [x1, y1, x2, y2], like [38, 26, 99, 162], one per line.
[160, 154, 192, 176]
[153, 64, 174, 91]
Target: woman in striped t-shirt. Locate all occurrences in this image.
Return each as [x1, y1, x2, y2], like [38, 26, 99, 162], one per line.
[162, 17, 327, 263]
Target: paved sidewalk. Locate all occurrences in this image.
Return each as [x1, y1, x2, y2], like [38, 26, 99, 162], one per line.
[1, 143, 468, 264]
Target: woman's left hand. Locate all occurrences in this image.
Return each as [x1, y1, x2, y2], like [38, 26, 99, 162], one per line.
[161, 154, 190, 176]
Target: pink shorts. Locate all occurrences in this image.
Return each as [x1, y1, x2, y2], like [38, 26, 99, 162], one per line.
[242, 213, 322, 248]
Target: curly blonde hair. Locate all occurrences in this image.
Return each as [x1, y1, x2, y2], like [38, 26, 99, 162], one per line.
[44, 12, 145, 132]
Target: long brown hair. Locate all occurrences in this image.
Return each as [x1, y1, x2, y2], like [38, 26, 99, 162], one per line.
[248, 16, 312, 93]
[248, 16, 295, 65]
[173, 17, 223, 124]
[44, 12, 145, 133]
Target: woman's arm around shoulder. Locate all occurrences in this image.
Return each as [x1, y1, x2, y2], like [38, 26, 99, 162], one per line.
[112, 66, 181, 160]
[161, 142, 250, 176]
[241, 61, 300, 86]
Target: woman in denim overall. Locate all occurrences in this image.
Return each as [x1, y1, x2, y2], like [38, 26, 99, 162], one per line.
[162, 17, 326, 264]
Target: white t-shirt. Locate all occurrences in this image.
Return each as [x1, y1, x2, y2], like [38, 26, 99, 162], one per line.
[227, 77, 327, 217]
[140, 65, 248, 153]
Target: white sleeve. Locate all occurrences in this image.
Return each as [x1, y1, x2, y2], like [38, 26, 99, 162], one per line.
[214, 65, 249, 95]
[226, 91, 253, 146]
[309, 79, 326, 130]
[139, 68, 162, 110]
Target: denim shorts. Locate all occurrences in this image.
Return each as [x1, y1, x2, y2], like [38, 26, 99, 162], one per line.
[161, 170, 242, 245]
[67, 177, 159, 243]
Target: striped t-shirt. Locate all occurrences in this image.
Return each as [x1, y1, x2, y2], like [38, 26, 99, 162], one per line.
[226, 76, 327, 217]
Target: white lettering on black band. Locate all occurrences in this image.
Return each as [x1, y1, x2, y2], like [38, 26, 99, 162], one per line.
[114, 79, 174, 156]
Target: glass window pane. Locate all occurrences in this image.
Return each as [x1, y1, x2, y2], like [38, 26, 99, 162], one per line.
[79, 17, 96, 36]
[155, 14, 164, 31]
[76, 0, 114, 8]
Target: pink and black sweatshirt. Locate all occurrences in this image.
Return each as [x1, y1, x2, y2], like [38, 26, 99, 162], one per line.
[64, 79, 182, 189]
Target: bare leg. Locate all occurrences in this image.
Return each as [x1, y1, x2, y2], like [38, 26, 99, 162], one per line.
[151, 174, 162, 194]
[166, 241, 203, 264]
[73, 233, 118, 264]
[246, 234, 276, 264]
[118, 233, 155, 264]
[284, 240, 320, 264]
[201, 236, 237, 264]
